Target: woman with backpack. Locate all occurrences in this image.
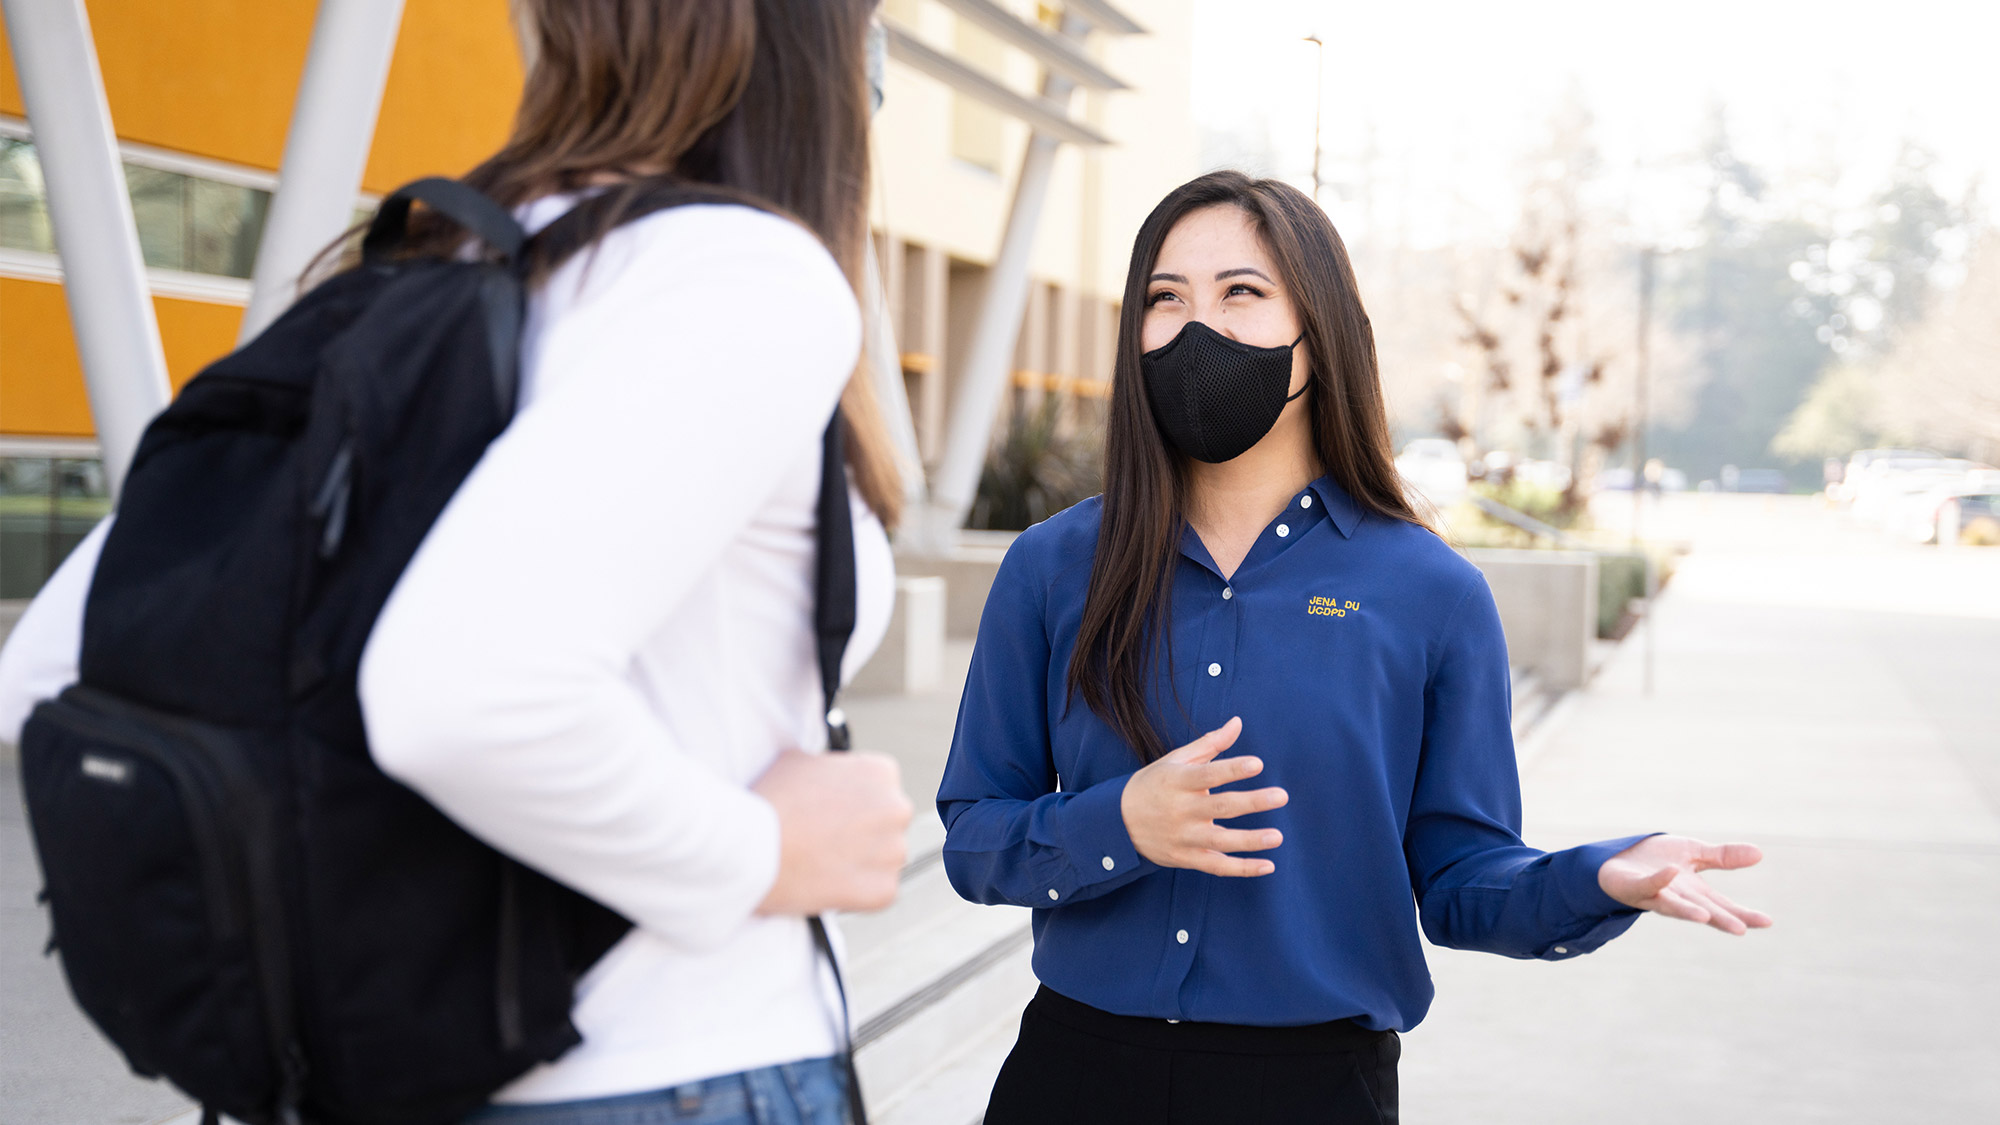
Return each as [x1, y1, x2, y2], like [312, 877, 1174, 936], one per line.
[936, 170, 1773, 1124]
[1, 2, 910, 1122]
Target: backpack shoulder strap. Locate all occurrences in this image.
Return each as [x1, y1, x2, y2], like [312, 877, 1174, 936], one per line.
[814, 413, 857, 749]
[363, 177, 527, 263]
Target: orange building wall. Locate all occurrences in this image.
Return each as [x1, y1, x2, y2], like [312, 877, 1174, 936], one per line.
[0, 278, 242, 436]
[0, 0, 523, 438]
[0, 0, 523, 190]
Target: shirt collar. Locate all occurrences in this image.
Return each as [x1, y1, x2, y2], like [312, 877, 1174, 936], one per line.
[1307, 474, 1364, 539]
[1174, 474, 1361, 578]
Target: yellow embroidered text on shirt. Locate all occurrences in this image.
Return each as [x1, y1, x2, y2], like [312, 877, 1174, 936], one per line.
[1308, 595, 1360, 618]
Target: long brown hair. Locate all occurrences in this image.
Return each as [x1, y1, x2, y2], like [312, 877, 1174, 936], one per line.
[1066, 170, 1432, 762]
[407, 0, 901, 526]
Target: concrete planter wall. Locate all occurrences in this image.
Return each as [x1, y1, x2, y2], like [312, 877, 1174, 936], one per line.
[862, 539, 1602, 695]
[1460, 548, 1600, 690]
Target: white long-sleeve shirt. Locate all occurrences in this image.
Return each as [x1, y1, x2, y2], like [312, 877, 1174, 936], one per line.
[0, 199, 895, 1102]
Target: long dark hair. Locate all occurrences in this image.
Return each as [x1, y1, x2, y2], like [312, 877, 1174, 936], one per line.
[402, 0, 901, 526]
[1066, 170, 1433, 763]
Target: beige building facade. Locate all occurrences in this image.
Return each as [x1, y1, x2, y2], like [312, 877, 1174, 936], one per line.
[867, 0, 1197, 472]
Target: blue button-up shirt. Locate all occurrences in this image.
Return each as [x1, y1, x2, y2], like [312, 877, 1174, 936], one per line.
[936, 475, 1648, 1031]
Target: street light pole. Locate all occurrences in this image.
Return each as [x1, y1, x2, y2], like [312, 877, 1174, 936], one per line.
[1634, 245, 1657, 696]
[1632, 245, 1653, 549]
[1304, 34, 1324, 206]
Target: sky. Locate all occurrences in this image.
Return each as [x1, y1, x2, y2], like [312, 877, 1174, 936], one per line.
[1189, 0, 2000, 250]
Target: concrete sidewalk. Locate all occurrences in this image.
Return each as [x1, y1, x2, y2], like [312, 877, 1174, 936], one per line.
[1403, 499, 2000, 1122]
[6, 497, 1996, 1122]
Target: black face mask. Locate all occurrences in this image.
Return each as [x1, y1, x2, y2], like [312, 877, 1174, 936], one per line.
[1140, 320, 1307, 463]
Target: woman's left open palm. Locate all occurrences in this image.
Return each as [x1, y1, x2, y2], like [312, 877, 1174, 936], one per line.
[1598, 836, 1774, 935]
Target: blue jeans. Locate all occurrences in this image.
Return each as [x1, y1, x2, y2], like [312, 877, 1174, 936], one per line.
[461, 1057, 850, 1125]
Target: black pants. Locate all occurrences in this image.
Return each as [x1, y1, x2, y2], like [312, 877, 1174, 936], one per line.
[985, 986, 1399, 1125]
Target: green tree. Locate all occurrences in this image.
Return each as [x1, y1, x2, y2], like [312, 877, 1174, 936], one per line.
[1773, 140, 1979, 460]
[1651, 107, 1835, 484]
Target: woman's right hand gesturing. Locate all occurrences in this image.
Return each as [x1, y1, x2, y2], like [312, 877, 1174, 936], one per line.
[1120, 717, 1287, 877]
[753, 749, 913, 915]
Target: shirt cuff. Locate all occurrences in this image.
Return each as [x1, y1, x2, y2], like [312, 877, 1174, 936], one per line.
[1054, 771, 1152, 888]
[1552, 832, 1660, 918]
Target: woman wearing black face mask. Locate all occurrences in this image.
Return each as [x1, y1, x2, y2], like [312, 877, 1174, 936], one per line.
[935, 171, 1771, 1124]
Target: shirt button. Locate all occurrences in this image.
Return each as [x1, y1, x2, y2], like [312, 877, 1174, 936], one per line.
[1206, 662, 1221, 677]
[1176, 929, 1189, 944]
[1222, 587, 1233, 600]
[1048, 889, 1059, 901]
[1276, 523, 1291, 537]
[1301, 495, 1313, 508]
[1101, 856, 1115, 871]
[1553, 945, 1569, 955]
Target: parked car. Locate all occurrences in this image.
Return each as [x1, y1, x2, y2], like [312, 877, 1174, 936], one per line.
[1913, 470, 2000, 545]
[1725, 467, 1790, 494]
[1859, 458, 1991, 533]
[1833, 448, 1939, 506]
[1395, 438, 1468, 505]
[1947, 493, 2000, 545]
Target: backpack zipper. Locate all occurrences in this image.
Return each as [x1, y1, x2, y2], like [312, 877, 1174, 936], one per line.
[309, 440, 355, 559]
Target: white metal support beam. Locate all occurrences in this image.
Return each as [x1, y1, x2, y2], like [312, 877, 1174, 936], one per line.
[908, 15, 1094, 553]
[924, 0, 1127, 90]
[1, 0, 171, 496]
[882, 24, 1109, 149]
[863, 240, 928, 512]
[1063, 0, 1147, 36]
[238, 0, 406, 343]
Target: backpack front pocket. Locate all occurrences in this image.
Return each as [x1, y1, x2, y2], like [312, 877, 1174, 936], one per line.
[19, 687, 294, 1120]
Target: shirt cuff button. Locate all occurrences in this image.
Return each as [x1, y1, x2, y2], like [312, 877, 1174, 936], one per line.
[1101, 856, 1115, 871]
[1048, 888, 1059, 901]
[1553, 946, 1569, 955]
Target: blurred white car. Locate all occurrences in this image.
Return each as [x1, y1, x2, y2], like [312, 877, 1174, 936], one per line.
[1836, 448, 1940, 509]
[1848, 456, 1964, 527]
[1396, 438, 1468, 506]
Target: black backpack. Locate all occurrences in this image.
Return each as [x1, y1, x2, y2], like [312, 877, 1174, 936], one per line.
[17, 179, 864, 1124]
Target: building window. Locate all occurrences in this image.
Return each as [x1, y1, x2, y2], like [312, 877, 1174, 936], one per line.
[0, 456, 110, 600]
[0, 139, 53, 254]
[950, 19, 1008, 172]
[0, 138, 270, 280]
